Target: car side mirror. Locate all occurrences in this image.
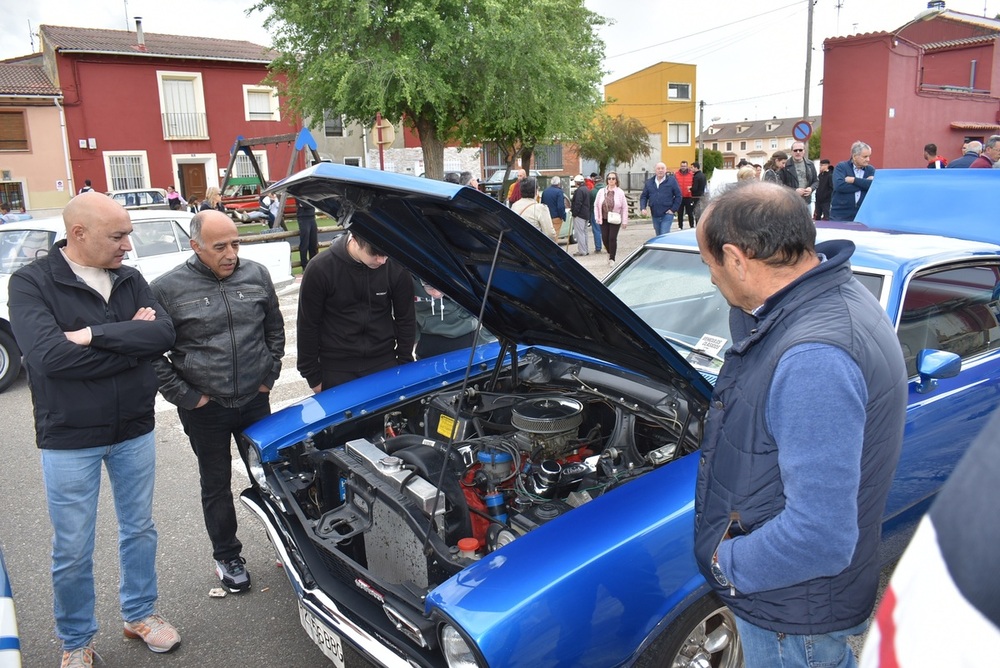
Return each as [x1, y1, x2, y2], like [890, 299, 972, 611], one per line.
[914, 349, 961, 394]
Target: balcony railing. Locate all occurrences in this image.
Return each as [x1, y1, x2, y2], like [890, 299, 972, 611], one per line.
[162, 112, 208, 140]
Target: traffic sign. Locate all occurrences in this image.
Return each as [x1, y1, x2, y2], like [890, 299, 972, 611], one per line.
[792, 120, 813, 142]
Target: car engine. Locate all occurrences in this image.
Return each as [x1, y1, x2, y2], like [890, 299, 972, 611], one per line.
[261, 351, 703, 606]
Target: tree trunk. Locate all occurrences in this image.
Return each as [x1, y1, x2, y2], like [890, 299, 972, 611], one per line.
[413, 115, 445, 180]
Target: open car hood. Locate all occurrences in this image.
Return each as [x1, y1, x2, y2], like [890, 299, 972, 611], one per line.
[271, 163, 712, 397]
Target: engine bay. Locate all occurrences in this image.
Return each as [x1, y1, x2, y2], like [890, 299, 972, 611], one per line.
[260, 350, 705, 594]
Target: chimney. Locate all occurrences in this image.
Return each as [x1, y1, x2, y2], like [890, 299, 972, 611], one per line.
[135, 17, 144, 46]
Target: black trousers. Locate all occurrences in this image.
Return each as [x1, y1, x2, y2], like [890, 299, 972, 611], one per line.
[177, 392, 271, 561]
[678, 197, 697, 227]
[299, 218, 318, 269]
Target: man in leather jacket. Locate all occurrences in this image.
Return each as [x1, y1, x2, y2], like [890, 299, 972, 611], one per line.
[151, 210, 284, 594]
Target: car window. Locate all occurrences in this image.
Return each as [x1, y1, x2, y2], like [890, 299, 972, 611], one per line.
[130, 220, 186, 257]
[0, 229, 55, 273]
[605, 247, 731, 373]
[897, 263, 1000, 377]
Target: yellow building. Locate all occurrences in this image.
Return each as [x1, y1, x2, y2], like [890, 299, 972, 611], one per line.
[605, 62, 697, 171]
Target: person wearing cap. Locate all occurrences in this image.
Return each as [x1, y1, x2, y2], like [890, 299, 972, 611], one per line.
[569, 175, 592, 256]
[297, 230, 416, 392]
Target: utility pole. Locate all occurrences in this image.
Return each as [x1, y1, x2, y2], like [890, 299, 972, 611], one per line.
[698, 100, 705, 167]
[804, 0, 814, 117]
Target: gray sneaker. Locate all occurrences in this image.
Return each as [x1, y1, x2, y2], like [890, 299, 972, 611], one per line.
[61, 643, 97, 667]
[215, 556, 251, 593]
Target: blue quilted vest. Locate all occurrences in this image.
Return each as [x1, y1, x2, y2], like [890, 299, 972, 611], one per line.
[693, 240, 907, 634]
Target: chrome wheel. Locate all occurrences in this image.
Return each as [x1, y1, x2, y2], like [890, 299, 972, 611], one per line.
[671, 601, 741, 668]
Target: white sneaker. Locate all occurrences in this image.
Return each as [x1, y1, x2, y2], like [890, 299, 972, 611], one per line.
[608, 259, 616, 268]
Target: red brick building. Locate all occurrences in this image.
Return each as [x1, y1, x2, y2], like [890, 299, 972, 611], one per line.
[822, 6, 1000, 167]
[37, 21, 300, 200]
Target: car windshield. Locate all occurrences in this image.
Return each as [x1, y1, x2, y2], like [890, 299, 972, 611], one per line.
[604, 246, 730, 375]
[606, 246, 888, 376]
[0, 229, 55, 274]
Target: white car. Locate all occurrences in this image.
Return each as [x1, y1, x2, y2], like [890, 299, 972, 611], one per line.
[0, 209, 293, 393]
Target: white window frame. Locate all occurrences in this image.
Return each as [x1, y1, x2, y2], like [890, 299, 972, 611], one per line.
[156, 71, 207, 140]
[242, 85, 281, 122]
[755, 140, 763, 149]
[668, 123, 690, 146]
[103, 151, 151, 190]
[667, 82, 691, 101]
[344, 157, 362, 167]
[770, 138, 778, 149]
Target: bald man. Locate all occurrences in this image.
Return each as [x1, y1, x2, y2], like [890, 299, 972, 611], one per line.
[151, 210, 284, 595]
[8, 191, 181, 664]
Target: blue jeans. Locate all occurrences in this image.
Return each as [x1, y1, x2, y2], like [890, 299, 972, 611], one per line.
[652, 213, 675, 236]
[736, 616, 866, 668]
[41, 431, 159, 651]
[589, 216, 602, 251]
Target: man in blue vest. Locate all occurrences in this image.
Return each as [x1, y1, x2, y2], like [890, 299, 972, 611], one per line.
[693, 181, 907, 667]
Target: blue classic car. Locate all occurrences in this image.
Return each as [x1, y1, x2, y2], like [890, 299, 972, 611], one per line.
[240, 165, 1000, 667]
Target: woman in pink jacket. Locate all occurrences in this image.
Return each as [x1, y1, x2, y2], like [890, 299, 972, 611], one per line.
[594, 171, 629, 268]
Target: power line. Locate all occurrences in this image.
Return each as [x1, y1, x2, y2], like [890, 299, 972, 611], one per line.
[606, 0, 805, 60]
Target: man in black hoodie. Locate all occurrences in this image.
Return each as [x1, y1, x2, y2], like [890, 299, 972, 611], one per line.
[297, 231, 416, 392]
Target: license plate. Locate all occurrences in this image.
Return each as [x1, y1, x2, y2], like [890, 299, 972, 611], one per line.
[299, 602, 346, 667]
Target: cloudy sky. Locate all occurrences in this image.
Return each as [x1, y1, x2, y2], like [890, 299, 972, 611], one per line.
[2, 0, 997, 122]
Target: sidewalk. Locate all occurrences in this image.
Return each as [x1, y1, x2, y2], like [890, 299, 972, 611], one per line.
[564, 217, 666, 279]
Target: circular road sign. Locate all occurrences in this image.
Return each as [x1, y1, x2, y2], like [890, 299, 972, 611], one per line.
[792, 120, 813, 142]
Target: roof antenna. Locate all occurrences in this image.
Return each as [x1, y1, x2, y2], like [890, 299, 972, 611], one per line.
[28, 19, 35, 52]
[123, 0, 130, 30]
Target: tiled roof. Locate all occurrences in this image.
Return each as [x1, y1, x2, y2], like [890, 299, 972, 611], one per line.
[923, 34, 998, 52]
[0, 59, 60, 96]
[698, 115, 821, 142]
[40, 25, 276, 63]
[937, 10, 1000, 33]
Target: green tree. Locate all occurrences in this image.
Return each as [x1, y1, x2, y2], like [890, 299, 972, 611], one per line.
[699, 149, 724, 181]
[808, 126, 822, 161]
[575, 111, 653, 176]
[254, 0, 605, 181]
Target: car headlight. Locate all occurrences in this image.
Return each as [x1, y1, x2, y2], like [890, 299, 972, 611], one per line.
[245, 444, 287, 513]
[440, 624, 482, 668]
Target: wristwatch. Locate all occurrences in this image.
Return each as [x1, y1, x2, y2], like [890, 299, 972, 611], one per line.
[710, 554, 730, 588]
[711, 553, 735, 596]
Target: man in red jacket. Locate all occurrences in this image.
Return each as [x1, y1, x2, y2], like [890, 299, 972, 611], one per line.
[675, 161, 695, 230]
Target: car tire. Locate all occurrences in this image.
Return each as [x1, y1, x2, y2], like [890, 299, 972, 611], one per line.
[637, 593, 742, 668]
[0, 329, 22, 394]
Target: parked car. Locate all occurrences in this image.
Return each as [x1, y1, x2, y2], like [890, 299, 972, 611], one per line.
[0, 209, 293, 393]
[222, 177, 297, 221]
[0, 546, 20, 668]
[107, 188, 169, 210]
[480, 168, 541, 200]
[238, 165, 999, 667]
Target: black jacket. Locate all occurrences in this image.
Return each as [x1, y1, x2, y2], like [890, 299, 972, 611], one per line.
[296, 234, 416, 388]
[781, 158, 819, 196]
[691, 170, 707, 198]
[570, 184, 591, 219]
[151, 254, 284, 410]
[9, 241, 175, 449]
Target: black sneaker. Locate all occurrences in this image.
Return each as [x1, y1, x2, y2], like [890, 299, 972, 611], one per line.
[215, 557, 251, 593]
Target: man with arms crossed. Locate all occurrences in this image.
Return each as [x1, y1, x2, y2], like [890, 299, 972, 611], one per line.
[9, 192, 180, 666]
